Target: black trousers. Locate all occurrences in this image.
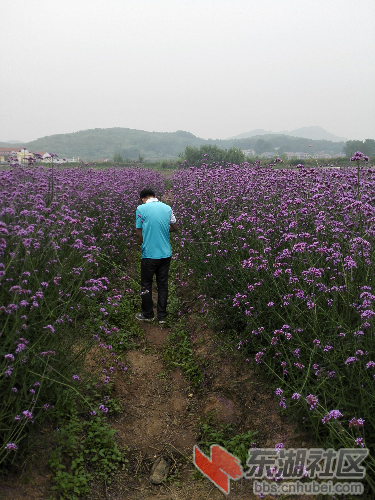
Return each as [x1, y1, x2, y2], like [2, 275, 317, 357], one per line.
[140, 257, 171, 320]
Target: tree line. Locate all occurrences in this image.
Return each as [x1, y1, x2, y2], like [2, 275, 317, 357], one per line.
[180, 145, 246, 166]
[343, 139, 375, 158]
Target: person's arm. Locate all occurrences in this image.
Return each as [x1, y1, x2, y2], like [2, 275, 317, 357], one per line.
[135, 207, 143, 242]
[136, 228, 143, 243]
[169, 209, 178, 232]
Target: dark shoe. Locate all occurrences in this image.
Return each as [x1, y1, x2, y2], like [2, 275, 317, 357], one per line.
[135, 313, 154, 322]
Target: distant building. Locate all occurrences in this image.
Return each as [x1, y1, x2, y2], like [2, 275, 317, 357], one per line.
[313, 152, 333, 159]
[0, 148, 47, 163]
[295, 152, 312, 160]
[260, 152, 276, 159]
[242, 149, 256, 157]
[0, 149, 77, 163]
[284, 152, 297, 160]
[284, 152, 312, 160]
[33, 151, 48, 158]
[15, 149, 33, 163]
[0, 147, 27, 162]
[41, 155, 79, 163]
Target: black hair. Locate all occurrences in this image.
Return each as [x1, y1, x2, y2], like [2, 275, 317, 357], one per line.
[139, 188, 155, 199]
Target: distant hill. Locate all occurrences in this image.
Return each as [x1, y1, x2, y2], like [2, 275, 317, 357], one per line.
[0, 127, 347, 160]
[5, 140, 24, 144]
[229, 126, 347, 142]
[282, 126, 348, 142]
[231, 133, 345, 156]
[22, 128, 208, 160]
[0, 141, 26, 148]
[227, 129, 273, 139]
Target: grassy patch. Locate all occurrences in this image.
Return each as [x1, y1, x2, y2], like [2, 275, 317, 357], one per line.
[196, 413, 258, 468]
[47, 388, 127, 499]
[165, 267, 181, 326]
[163, 320, 204, 388]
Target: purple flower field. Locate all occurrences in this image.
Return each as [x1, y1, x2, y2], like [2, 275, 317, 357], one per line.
[2, 157, 375, 487]
[171, 159, 375, 476]
[0, 163, 164, 464]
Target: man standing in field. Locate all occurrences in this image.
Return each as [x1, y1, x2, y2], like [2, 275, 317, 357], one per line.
[135, 188, 178, 324]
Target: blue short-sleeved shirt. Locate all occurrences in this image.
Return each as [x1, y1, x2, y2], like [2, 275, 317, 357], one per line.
[135, 199, 175, 259]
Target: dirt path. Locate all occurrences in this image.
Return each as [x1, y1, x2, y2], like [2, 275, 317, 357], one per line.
[89, 281, 315, 500]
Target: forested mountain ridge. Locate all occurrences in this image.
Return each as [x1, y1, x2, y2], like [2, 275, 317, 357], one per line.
[0, 127, 347, 160]
[229, 126, 348, 142]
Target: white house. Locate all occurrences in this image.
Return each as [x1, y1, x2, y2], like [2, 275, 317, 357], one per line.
[285, 152, 296, 160]
[0, 147, 26, 162]
[285, 152, 312, 160]
[242, 149, 256, 157]
[295, 152, 312, 160]
[40, 154, 79, 163]
[260, 152, 276, 159]
[313, 153, 333, 159]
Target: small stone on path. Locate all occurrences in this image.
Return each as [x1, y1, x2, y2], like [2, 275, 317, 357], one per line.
[149, 456, 170, 485]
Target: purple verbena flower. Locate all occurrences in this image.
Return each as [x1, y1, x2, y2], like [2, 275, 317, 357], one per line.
[345, 357, 358, 365]
[43, 325, 55, 333]
[22, 410, 33, 422]
[322, 410, 343, 424]
[306, 394, 319, 410]
[355, 437, 365, 447]
[349, 417, 365, 428]
[5, 443, 18, 451]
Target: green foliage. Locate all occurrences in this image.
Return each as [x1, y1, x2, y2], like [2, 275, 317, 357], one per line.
[49, 448, 92, 499]
[83, 416, 124, 479]
[343, 139, 375, 158]
[48, 394, 125, 499]
[197, 414, 258, 468]
[163, 321, 204, 387]
[121, 147, 140, 160]
[164, 256, 181, 326]
[113, 152, 124, 163]
[181, 144, 245, 166]
[158, 159, 181, 170]
[255, 138, 273, 154]
[104, 395, 123, 415]
[237, 134, 345, 157]
[166, 468, 181, 486]
[225, 147, 246, 165]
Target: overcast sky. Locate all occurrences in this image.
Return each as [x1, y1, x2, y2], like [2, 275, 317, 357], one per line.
[2, 0, 374, 142]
